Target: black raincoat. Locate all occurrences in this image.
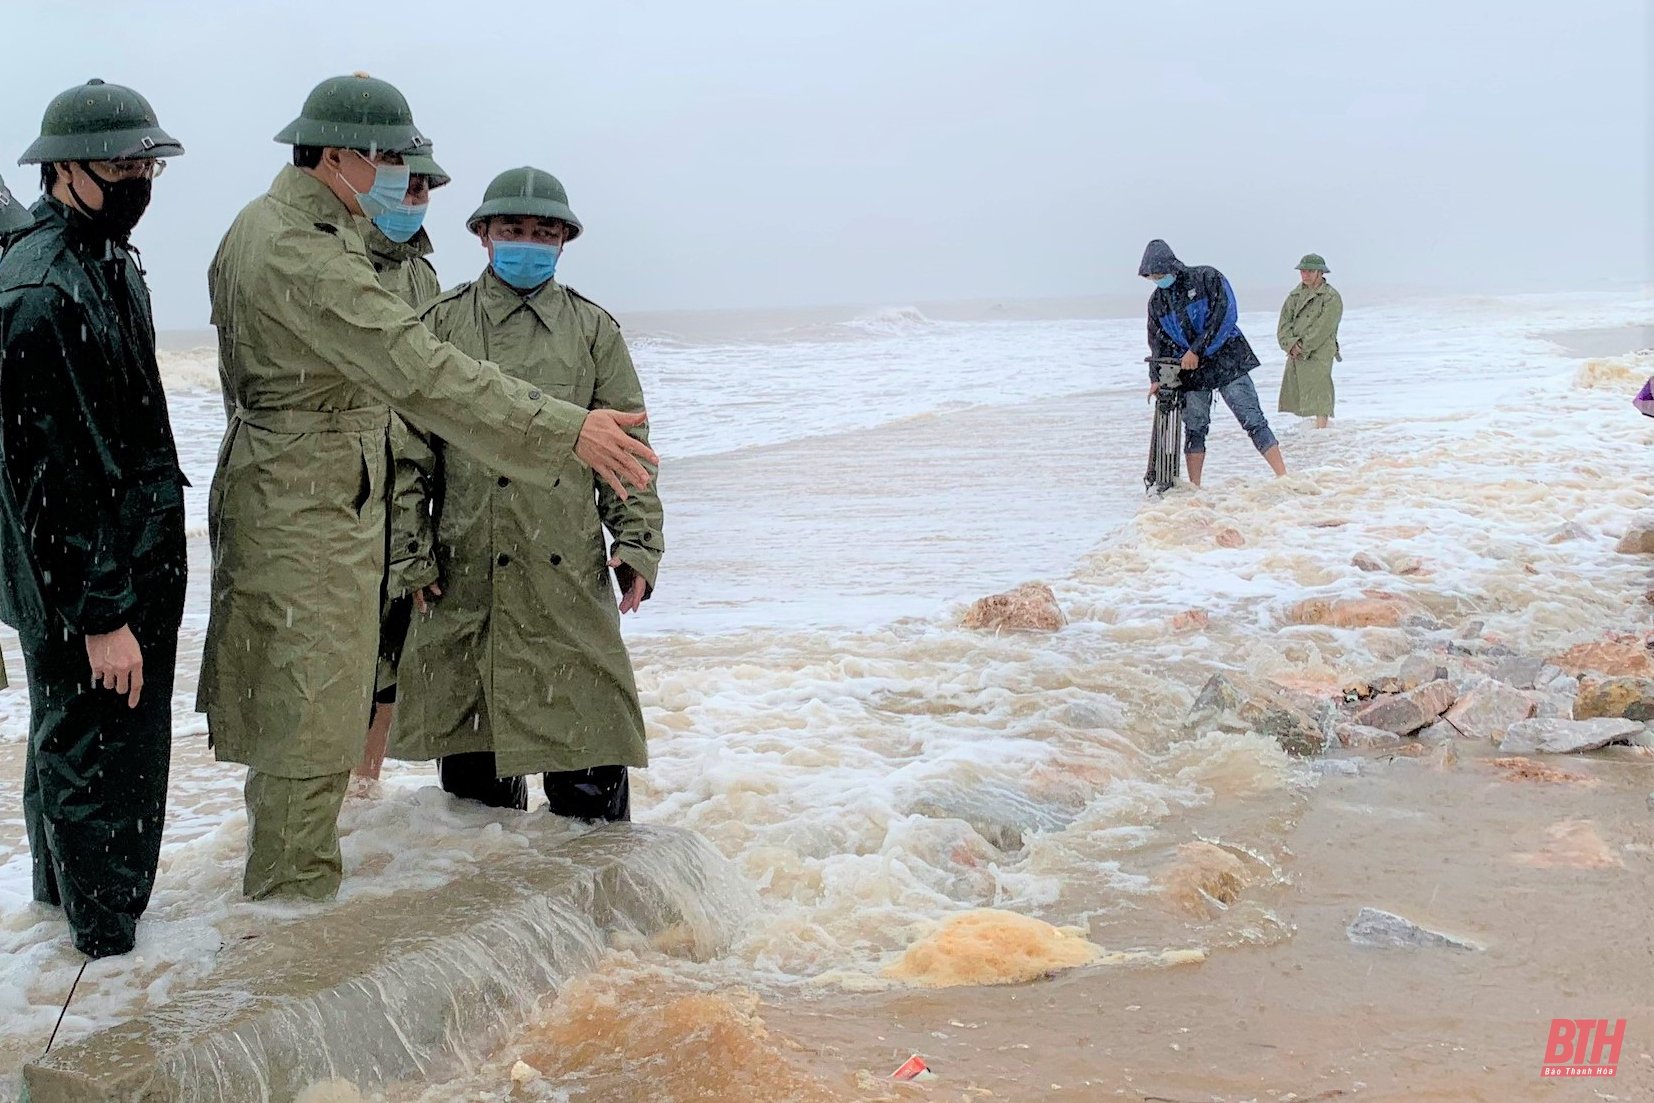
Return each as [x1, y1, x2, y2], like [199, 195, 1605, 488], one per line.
[0, 197, 187, 958]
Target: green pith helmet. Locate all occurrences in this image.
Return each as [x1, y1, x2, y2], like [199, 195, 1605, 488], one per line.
[405, 149, 450, 189]
[466, 166, 582, 239]
[1297, 253, 1330, 272]
[18, 79, 184, 164]
[0, 173, 32, 233]
[274, 72, 429, 156]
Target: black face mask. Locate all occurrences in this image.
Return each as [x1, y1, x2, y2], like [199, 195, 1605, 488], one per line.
[69, 163, 152, 241]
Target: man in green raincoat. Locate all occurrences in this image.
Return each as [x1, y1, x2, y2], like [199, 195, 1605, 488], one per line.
[1277, 254, 1343, 429]
[392, 167, 663, 822]
[0, 81, 186, 957]
[202, 74, 658, 901]
[350, 148, 449, 791]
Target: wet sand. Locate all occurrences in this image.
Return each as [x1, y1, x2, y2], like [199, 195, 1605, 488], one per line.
[756, 740, 1654, 1102]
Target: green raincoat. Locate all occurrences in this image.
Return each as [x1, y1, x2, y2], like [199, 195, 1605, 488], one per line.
[1277, 282, 1343, 417]
[201, 167, 591, 779]
[391, 271, 663, 778]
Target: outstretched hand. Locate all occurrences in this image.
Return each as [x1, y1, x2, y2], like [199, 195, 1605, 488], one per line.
[1180, 350, 1200, 373]
[577, 410, 657, 501]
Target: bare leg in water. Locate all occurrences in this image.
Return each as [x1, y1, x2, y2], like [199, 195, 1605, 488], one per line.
[351, 701, 393, 797]
[1314, 415, 1329, 430]
[1186, 447, 1285, 487]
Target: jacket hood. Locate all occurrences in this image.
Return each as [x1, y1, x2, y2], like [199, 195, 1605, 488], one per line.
[1138, 239, 1184, 278]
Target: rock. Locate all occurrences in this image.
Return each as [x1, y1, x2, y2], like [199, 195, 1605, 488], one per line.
[1457, 620, 1486, 639]
[1352, 552, 1386, 572]
[1169, 608, 1210, 633]
[1355, 695, 1431, 735]
[909, 781, 1079, 851]
[1498, 717, 1645, 754]
[1061, 702, 1110, 729]
[1547, 637, 1654, 678]
[1529, 692, 1576, 719]
[1398, 654, 1445, 691]
[1391, 555, 1428, 576]
[1441, 678, 1536, 740]
[1283, 593, 1422, 629]
[1337, 723, 1404, 749]
[1572, 677, 1654, 722]
[1615, 523, 1654, 554]
[1183, 672, 1332, 756]
[1415, 721, 1455, 745]
[1491, 654, 1546, 690]
[1409, 679, 1456, 717]
[961, 583, 1065, 633]
[1312, 759, 1363, 777]
[1547, 521, 1589, 544]
[1346, 908, 1482, 952]
[1645, 589, 1654, 606]
[1157, 842, 1248, 916]
[1354, 679, 1456, 735]
[1215, 527, 1246, 548]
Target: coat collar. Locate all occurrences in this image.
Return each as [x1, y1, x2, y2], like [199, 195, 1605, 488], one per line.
[267, 164, 353, 224]
[477, 267, 564, 330]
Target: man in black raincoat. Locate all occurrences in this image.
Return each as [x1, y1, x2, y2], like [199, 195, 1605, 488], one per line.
[1139, 239, 1286, 486]
[0, 81, 187, 958]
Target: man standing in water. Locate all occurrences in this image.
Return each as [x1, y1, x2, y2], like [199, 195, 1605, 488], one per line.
[392, 167, 662, 821]
[1139, 239, 1285, 486]
[202, 74, 657, 902]
[0, 81, 187, 957]
[1277, 254, 1343, 429]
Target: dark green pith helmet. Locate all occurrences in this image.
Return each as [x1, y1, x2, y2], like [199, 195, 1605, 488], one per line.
[0, 173, 32, 233]
[405, 149, 450, 189]
[18, 79, 184, 164]
[466, 166, 582, 239]
[1297, 253, 1330, 272]
[274, 72, 429, 156]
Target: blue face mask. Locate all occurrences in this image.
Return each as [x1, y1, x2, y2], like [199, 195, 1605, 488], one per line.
[372, 202, 427, 243]
[346, 153, 412, 219]
[1154, 274, 1177, 289]
[490, 240, 561, 290]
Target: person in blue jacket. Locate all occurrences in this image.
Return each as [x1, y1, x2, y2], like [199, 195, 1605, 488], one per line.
[1139, 239, 1286, 486]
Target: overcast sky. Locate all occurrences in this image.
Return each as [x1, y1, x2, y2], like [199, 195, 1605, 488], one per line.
[2, 0, 1648, 329]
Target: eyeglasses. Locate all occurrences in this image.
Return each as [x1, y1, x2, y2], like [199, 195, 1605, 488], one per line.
[87, 159, 168, 182]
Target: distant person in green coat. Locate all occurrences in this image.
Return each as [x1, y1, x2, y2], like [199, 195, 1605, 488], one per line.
[1277, 254, 1343, 429]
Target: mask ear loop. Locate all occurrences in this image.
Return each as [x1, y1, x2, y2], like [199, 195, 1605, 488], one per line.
[67, 161, 107, 217]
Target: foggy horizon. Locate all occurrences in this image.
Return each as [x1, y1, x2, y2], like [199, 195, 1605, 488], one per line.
[1, 0, 1648, 331]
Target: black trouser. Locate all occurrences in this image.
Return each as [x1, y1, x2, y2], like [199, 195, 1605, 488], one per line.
[22, 566, 185, 958]
[437, 752, 630, 823]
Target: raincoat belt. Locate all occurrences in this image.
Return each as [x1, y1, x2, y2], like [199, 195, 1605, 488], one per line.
[231, 406, 391, 434]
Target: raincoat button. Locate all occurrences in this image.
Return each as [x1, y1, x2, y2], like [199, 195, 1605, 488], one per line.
[497, 476, 510, 488]
[407, 540, 419, 552]
[497, 553, 511, 567]
[527, 389, 542, 400]
[549, 554, 562, 567]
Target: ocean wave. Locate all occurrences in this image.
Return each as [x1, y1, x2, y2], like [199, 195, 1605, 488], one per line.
[159, 347, 223, 392]
[842, 305, 935, 335]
